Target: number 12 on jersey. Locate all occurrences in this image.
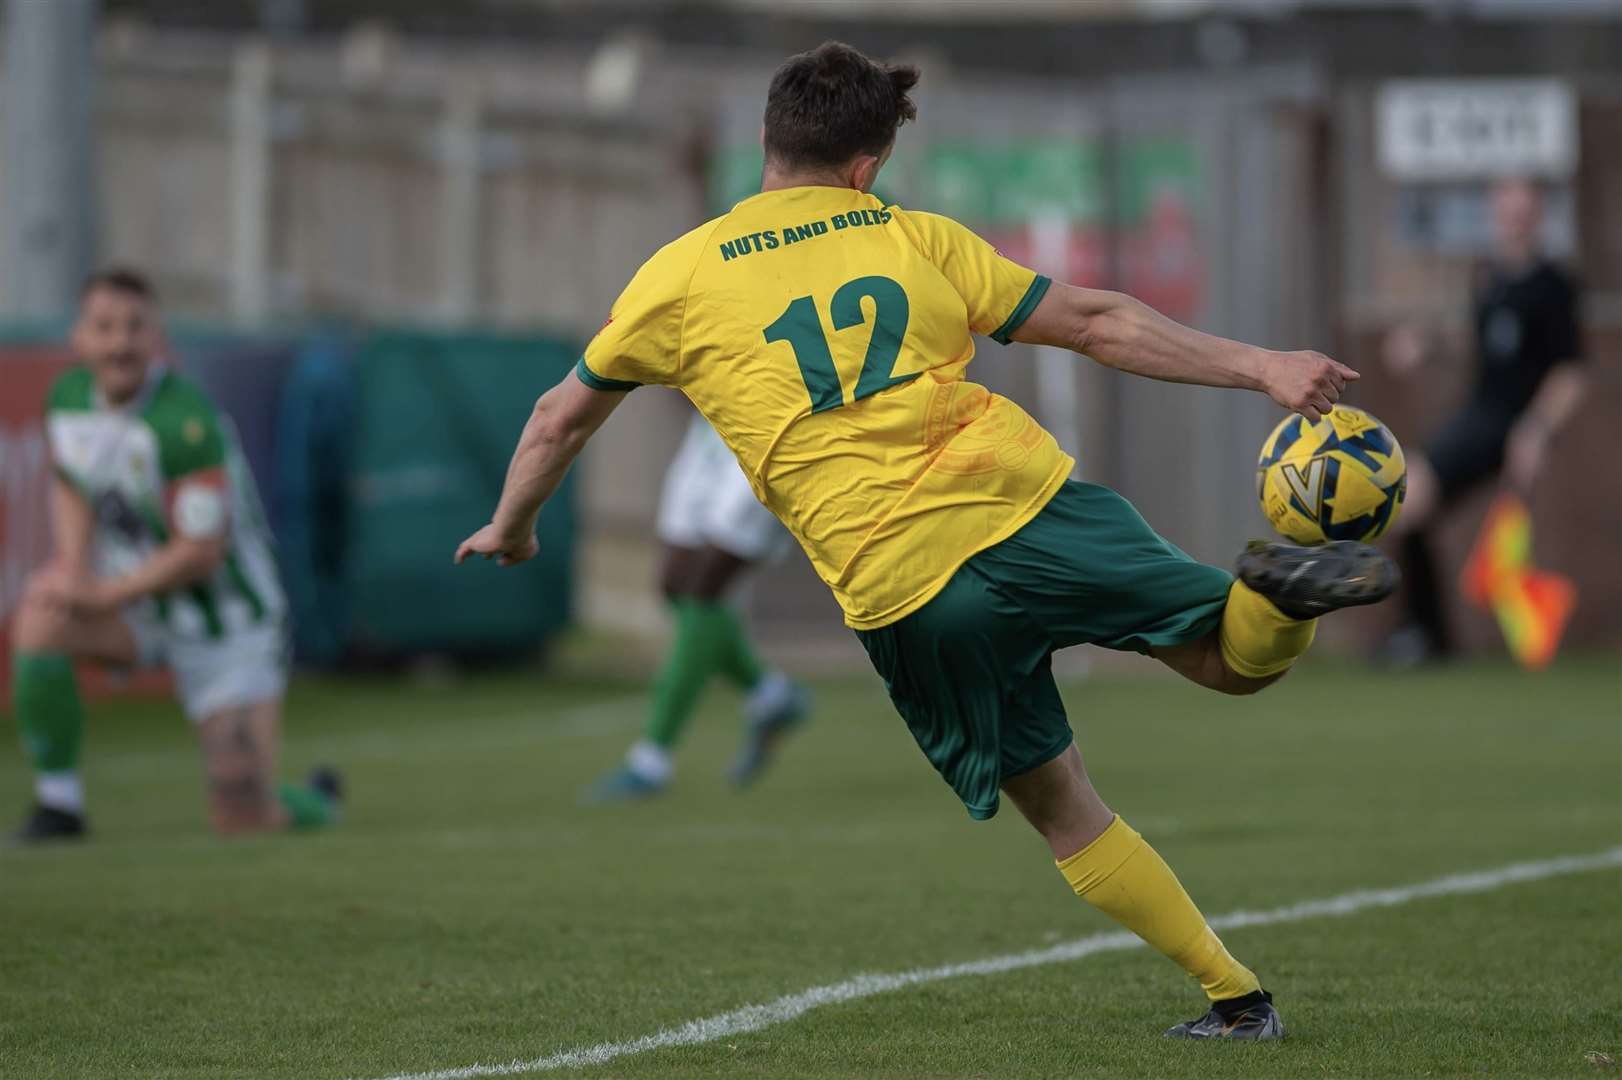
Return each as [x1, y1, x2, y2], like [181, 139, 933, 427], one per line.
[763, 275, 915, 413]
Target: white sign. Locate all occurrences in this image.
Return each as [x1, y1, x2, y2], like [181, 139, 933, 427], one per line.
[1378, 80, 1577, 181]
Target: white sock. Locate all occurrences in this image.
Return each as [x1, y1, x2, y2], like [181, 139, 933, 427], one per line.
[625, 740, 673, 785]
[36, 771, 85, 814]
[744, 670, 796, 724]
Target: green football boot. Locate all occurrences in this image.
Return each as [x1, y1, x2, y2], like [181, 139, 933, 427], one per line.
[727, 677, 810, 788]
[586, 765, 669, 803]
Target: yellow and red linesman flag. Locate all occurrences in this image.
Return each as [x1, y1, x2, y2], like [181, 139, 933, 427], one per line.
[1459, 494, 1575, 670]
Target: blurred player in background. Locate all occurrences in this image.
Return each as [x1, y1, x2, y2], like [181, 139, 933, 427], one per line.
[589, 412, 808, 800]
[8, 269, 340, 843]
[458, 43, 1395, 1040]
[1381, 178, 1586, 665]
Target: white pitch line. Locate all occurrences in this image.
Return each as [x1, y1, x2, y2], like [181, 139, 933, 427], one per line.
[364, 846, 1622, 1080]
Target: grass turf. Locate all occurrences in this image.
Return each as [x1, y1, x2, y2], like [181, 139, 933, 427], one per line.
[1, 654, 1618, 1078]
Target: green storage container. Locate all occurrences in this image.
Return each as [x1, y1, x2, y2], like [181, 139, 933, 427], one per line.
[346, 330, 578, 656]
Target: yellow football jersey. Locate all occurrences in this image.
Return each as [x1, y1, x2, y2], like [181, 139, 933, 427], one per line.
[580, 185, 1073, 629]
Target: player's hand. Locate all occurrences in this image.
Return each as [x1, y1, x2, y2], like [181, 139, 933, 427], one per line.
[1504, 419, 1550, 495]
[25, 566, 74, 613]
[1381, 324, 1428, 376]
[40, 576, 124, 616]
[454, 523, 539, 568]
[27, 563, 109, 613]
[1263, 350, 1359, 423]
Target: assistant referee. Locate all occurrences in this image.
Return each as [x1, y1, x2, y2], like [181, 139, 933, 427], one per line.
[1383, 177, 1587, 664]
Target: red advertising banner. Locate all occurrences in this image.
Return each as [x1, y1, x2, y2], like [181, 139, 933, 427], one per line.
[0, 349, 69, 642]
[0, 348, 168, 699]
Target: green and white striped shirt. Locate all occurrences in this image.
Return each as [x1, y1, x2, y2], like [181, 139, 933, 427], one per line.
[46, 365, 285, 640]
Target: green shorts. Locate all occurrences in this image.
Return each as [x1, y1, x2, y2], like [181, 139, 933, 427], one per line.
[854, 480, 1233, 821]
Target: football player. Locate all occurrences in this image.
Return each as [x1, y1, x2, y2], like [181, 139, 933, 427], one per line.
[459, 44, 1397, 1039]
[9, 269, 339, 842]
[588, 412, 808, 800]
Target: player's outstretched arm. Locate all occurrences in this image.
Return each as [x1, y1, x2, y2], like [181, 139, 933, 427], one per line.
[1012, 282, 1357, 422]
[455, 374, 627, 568]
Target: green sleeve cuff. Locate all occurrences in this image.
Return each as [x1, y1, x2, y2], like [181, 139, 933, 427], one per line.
[575, 357, 641, 393]
[989, 274, 1052, 345]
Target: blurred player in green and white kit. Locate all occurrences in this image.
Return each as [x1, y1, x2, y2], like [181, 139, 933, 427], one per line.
[8, 269, 340, 843]
[589, 412, 809, 800]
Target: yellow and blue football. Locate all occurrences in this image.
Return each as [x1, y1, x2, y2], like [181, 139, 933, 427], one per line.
[1256, 405, 1406, 544]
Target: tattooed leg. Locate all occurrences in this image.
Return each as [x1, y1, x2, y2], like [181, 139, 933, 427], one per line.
[197, 699, 287, 833]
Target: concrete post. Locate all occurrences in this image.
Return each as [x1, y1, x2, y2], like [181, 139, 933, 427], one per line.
[229, 41, 273, 323]
[0, 0, 99, 319]
[438, 79, 483, 324]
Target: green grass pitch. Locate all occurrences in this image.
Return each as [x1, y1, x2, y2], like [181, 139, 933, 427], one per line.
[1, 655, 1618, 1078]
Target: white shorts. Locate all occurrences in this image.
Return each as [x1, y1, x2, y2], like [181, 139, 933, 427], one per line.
[656, 416, 790, 562]
[124, 606, 290, 723]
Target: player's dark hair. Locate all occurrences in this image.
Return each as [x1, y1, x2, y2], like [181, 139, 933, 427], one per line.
[763, 42, 919, 170]
[80, 266, 157, 304]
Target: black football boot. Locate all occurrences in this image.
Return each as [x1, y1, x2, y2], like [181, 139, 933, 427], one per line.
[10, 803, 88, 846]
[1164, 989, 1285, 1040]
[1236, 540, 1399, 620]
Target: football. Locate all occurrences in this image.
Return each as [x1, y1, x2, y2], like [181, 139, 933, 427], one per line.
[1256, 405, 1407, 544]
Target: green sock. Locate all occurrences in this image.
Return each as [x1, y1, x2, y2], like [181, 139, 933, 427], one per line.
[644, 599, 733, 748]
[711, 604, 765, 692]
[277, 784, 336, 830]
[13, 652, 85, 774]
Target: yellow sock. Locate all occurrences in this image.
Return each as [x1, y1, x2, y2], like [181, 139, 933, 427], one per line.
[1218, 580, 1317, 679]
[1057, 816, 1260, 1001]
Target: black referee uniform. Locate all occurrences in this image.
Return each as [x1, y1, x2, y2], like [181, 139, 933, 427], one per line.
[1401, 259, 1583, 653]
